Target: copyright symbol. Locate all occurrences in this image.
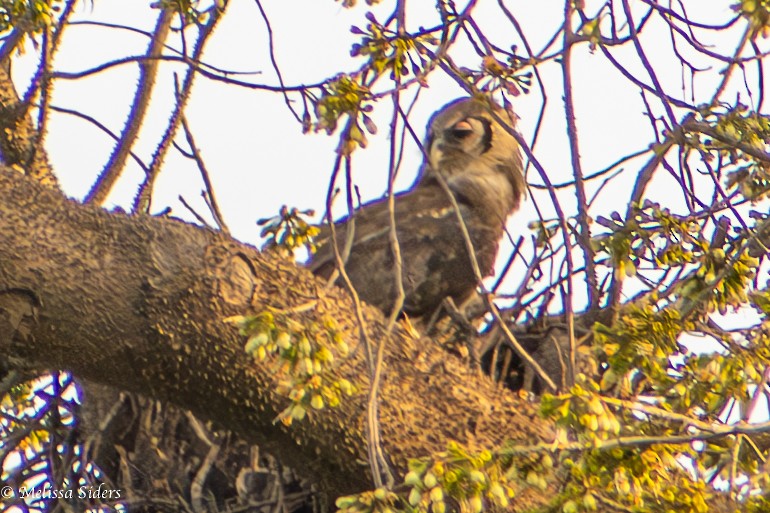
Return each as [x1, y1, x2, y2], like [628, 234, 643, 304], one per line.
[1, 486, 12, 498]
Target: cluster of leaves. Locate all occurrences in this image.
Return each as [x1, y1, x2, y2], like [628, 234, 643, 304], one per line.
[335, 0, 382, 9]
[400, 443, 518, 513]
[456, 54, 532, 96]
[593, 202, 704, 281]
[232, 311, 355, 425]
[579, 14, 605, 52]
[669, 104, 770, 201]
[694, 106, 770, 201]
[150, 0, 222, 25]
[0, 0, 62, 34]
[594, 201, 759, 317]
[678, 247, 758, 315]
[594, 297, 770, 417]
[560, 442, 712, 513]
[310, 74, 377, 155]
[335, 487, 401, 513]
[543, 380, 623, 439]
[529, 218, 567, 248]
[542, 378, 770, 512]
[596, 302, 692, 397]
[734, 0, 770, 36]
[0, 373, 113, 510]
[542, 378, 715, 512]
[307, 12, 441, 155]
[350, 12, 436, 83]
[336, 441, 548, 513]
[257, 205, 319, 256]
[535, 280, 770, 511]
[1, 380, 51, 455]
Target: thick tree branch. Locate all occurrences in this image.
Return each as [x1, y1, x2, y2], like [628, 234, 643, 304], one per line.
[0, 167, 549, 503]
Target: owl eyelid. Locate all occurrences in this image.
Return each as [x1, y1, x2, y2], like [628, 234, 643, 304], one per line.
[448, 119, 474, 139]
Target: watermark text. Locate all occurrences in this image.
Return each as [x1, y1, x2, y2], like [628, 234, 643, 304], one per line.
[1, 483, 122, 500]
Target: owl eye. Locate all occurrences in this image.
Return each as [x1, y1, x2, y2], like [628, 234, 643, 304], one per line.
[448, 120, 474, 139]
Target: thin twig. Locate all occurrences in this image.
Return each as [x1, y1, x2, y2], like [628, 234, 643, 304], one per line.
[179, 115, 230, 234]
[253, 0, 301, 123]
[48, 104, 149, 174]
[178, 195, 213, 228]
[133, 4, 224, 213]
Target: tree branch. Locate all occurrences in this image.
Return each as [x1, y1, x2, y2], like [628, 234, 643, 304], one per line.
[84, 8, 174, 205]
[0, 166, 549, 503]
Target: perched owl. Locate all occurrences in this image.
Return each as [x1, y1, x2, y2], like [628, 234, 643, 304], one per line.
[308, 97, 525, 316]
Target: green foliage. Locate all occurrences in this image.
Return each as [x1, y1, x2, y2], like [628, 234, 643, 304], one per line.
[579, 15, 603, 52]
[559, 445, 712, 513]
[539, 176, 770, 511]
[529, 219, 561, 248]
[0, 0, 61, 34]
[335, 441, 550, 513]
[350, 13, 436, 83]
[691, 105, 770, 201]
[681, 248, 757, 315]
[734, 0, 770, 36]
[0, 380, 51, 454]
[335, 488, 400, 513]
[542, 379, 716, 512]
[257, 205, 320, 255]
[231, 311, 355, 425]
[594, 200, 759, 315]
[595, 302, 691, 395]
[0, 373, 112, 511]
[305, 5, 539, 155]
[535, 289, 770, 511]
[401, 442, 518, 513]
[150, 0, 213, 26]
[307, 11, 441, 155]
[311, 74, 376, 155]
[594, 202, 704, 281]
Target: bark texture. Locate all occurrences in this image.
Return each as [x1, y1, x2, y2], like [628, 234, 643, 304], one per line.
[0, 166, 549, 506]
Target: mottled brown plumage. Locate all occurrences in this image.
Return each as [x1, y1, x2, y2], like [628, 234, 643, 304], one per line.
[308, 97, 525, 316]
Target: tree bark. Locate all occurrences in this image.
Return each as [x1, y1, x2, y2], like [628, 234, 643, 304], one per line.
[0, 166, 550, 505]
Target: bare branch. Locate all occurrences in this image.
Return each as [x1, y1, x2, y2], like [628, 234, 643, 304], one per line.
[84, 8, 174, 205]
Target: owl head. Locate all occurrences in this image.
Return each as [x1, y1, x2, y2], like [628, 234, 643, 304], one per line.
[419, 97, 526, 218]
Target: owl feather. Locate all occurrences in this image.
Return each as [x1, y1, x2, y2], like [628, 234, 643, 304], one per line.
[308, 97, 525, 316]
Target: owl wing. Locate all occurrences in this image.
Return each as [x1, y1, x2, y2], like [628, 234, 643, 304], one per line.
[308, 184, 502, 316]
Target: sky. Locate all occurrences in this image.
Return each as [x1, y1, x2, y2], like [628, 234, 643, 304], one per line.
[9, 0, 767, 311]
[12, 0, 727, 232]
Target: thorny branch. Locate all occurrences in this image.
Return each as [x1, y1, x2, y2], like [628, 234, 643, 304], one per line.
[133, 3, 225, 214]
[84, 8, 174, 206]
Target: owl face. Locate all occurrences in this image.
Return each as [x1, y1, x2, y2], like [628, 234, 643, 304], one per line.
[421, 97, 525, 216]
[428, 110, 493, 174]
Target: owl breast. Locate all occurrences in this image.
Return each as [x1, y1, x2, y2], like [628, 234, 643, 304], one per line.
[308, 97, 524, 316]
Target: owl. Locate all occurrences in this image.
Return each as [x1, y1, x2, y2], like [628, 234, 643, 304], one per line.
[308, 97, 525, 316]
